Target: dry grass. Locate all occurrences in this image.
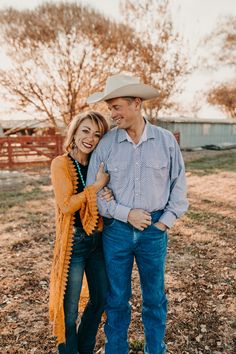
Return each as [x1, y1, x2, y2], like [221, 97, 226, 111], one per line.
[0, 150, 235, 354]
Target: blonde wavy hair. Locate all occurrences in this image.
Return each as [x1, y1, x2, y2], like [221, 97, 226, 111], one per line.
[64, 111, 109, 153]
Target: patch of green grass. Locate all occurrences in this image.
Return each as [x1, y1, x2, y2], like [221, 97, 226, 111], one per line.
[187, 209, 227, 222]
[201, 199, 212, 204]
[9, 238, 31, 251]
[22, 210, 51, 229]
[187, 210, 207, 222]
[186, 208, 236, 236]
[0, 187, 45, 212]
[4, 225, 15, 233]
[25, 210, 44, 223]
[129, 339, 144, 351]
[185, 151, 236, 175]
[231, 320, 236, 329]
[187, 208, 227, 225]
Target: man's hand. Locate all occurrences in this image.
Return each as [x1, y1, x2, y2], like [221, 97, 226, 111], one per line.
[154, 221, 168, 231]
[128, 209, 151, 231]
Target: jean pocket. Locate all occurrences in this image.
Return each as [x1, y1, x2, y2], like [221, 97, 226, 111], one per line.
[151, 223, 166, 233]
[73, 230, 86, 243]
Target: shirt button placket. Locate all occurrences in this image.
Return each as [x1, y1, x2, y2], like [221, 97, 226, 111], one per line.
[134, 149, 141, 207]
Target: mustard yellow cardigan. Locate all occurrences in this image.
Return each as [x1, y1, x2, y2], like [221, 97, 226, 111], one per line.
[49, 154, 103, 345]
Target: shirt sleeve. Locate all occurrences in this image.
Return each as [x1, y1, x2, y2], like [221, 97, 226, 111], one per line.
[51, 157, 96, 215]
[159, 138, 189, 228]
[86, 146, 131, 222]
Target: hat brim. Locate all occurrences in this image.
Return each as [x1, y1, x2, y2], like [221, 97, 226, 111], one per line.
[87, 83, 159, 104]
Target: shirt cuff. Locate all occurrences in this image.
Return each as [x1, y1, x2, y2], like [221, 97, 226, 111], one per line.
[159, 211, 177, 229]
[114, 204, 131, 223]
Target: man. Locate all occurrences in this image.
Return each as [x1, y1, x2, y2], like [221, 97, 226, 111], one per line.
[86, 73, 189, 354]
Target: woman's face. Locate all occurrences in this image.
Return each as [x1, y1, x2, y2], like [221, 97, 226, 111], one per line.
[74, 118, 102, 155]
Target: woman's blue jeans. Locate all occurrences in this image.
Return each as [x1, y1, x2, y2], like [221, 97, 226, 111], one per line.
[58, 228, 108, 354]
[103, 210, 168, 354]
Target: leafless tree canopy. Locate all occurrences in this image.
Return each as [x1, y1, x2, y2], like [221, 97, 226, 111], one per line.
[199, 15, 236, 119]
[201, 15, 236, 68]
[0, 1, 189, 127]
[120, 0, 189, 119]
[207, 82, 236, 119]
[0, 3, 138, 127]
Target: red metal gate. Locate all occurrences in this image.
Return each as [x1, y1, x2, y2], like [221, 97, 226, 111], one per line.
[0, 135, 64, 169]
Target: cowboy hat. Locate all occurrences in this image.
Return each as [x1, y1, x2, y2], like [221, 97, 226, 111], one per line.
[87, 73, 159, 104]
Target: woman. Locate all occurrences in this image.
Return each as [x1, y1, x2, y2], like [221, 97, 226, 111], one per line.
[49, 111, 110, 354]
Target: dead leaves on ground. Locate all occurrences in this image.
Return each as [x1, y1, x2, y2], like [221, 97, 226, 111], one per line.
[0, 168, 235, 353]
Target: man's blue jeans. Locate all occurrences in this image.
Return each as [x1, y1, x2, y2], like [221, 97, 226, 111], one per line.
[103, 210, 168, 354]
[58, 229, 108, 354]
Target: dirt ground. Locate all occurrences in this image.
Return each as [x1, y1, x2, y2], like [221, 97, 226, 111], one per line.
[0, 150, 235, 354]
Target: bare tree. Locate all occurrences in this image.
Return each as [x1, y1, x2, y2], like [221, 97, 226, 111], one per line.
[0, 31, 112, 128]
[120, 0, 189, 119]
[0, 3, 142, 128]
[198, 15, 236, 119]
[207, 81, 236, 119]
[200, 15, 236, 68]
[0, 1, 190, 126]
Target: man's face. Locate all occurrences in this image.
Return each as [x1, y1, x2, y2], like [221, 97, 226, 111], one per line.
[106, 97, 140, 130]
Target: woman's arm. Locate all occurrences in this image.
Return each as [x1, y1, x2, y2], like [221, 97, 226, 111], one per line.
[51, 157, 109, 215]
[51, 157, 95, 215]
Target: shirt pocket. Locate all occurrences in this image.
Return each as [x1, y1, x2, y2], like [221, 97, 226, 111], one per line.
[106, 160, 128, 190]
[144, 158, 169, 181]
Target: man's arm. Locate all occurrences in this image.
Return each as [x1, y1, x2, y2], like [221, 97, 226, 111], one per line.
[87, 137, 153, 229]
[87, 145, 131, 222]
[158, 138, 189, 229]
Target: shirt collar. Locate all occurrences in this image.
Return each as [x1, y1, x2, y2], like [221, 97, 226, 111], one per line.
[117, 128, 127, 143]
[117, 118, 155, 143]
[126, 125, 147, 146]
[146, 120, 156, 139]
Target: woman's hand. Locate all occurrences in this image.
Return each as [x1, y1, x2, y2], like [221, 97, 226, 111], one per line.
[100, 187, 114, 202]
[94, 162, 110, 192]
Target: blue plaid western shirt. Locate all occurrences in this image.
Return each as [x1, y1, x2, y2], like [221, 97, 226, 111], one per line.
[86, 121, 188, 228]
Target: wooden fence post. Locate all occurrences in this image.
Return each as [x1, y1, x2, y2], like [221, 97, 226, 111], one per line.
[7, 138, 13, 168]
[173, 132, 180, 145]
[0, 135, 64, 169]
[55, 134, 63, 156]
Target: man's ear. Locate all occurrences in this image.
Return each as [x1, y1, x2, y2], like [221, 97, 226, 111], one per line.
[134, 97, 142, 110]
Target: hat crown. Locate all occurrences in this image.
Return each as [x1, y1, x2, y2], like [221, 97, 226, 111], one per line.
[86, 73, 158, 104]
[105, 74, 140, 94]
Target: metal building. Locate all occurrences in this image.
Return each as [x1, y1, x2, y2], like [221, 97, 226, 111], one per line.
[156, 117, 236, 149]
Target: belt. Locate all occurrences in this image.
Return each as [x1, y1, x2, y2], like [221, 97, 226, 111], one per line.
[104, 210, 164, 223]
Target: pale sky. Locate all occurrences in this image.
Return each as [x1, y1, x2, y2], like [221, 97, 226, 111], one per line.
[1, 0, 235, 54]
[0, 0, 235, 45]
[1, 0, 235, 53]
[0, 0, 235, 119]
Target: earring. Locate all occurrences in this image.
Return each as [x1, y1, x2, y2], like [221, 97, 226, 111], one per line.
[72, 140, 78, 152]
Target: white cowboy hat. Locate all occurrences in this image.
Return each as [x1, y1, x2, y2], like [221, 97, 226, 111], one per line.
[87, 73, 159, 104]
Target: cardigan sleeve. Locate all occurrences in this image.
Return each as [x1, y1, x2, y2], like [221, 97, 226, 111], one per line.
[51, 156, 96, 215]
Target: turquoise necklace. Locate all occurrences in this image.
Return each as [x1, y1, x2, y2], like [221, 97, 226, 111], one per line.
[74, 159, 86, 188]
